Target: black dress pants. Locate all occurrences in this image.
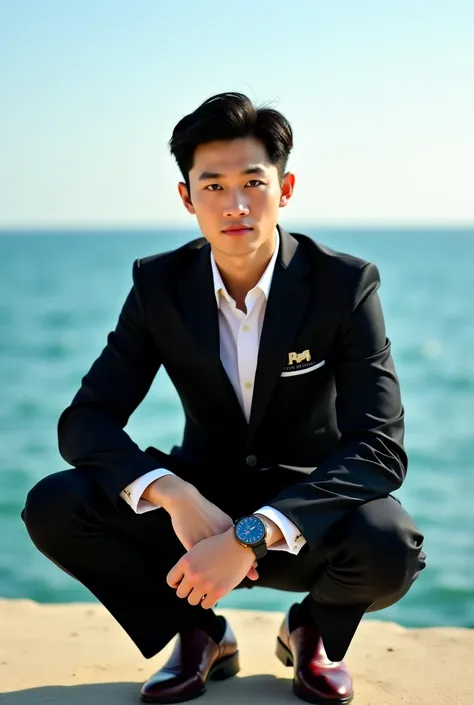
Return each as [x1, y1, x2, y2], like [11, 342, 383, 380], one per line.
[21, 453, 426, 663]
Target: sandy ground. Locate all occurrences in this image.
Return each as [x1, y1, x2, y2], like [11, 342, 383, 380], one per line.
[0, 599, 473, 704]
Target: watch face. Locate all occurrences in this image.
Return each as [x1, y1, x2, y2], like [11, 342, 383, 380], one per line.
[235, 516, 266, 546]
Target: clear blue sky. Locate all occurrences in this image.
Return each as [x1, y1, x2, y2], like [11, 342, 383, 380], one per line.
[1, 0, 473, 227]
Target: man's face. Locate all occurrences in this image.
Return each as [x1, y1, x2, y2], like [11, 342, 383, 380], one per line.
[178, 137, 294, 258]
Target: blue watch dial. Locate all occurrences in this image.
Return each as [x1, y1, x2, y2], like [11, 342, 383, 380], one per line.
[235, 516, 266, 545]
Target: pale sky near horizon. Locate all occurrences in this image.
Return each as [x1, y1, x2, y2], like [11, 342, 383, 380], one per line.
[1, 0, 473, 228]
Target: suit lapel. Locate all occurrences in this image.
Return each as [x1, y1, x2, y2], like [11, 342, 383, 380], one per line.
[247, 227, 313, 440]
[181, 241, 219, 359]
[179, 241, 247, 427]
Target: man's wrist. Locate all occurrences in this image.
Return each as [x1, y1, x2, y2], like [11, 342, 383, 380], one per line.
[253, 514, 284, 547]
[230, 514, 283, 549]
[142, 475, 196, 512]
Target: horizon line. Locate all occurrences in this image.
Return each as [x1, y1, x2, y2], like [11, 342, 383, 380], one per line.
[1, 222, 473, 233]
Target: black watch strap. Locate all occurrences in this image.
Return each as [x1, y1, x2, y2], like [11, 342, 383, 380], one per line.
[252, 541, 267, 561]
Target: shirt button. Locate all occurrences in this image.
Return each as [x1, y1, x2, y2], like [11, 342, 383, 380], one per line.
[244, 381, 252, 389]
[246, 455, 257, 467]
[242, 325, 250, 332]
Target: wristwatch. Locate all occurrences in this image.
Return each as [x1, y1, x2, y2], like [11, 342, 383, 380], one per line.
[234, 515, 268, 560]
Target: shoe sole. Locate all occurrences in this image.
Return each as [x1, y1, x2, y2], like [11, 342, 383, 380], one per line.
[276, 637, 354, 705]
[140, 650, 240, 704]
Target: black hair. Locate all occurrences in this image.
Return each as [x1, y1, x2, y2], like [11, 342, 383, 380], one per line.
[168, 92, 293, 191]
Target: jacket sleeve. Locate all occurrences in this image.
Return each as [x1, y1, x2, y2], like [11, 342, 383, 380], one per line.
[57, 260, 164, 503]
[268, 262, 407, 552]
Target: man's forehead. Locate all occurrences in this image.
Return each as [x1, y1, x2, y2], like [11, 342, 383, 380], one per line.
[192, 139, 272, 174]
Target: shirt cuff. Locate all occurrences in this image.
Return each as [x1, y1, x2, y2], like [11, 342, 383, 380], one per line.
[255, 506, 307, 555]
[120, 468, 176, 513]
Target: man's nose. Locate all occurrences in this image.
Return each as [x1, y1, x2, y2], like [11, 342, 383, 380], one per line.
[224, 191, 250, 217]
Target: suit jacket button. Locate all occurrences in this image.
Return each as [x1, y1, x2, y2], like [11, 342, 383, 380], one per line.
[246, 454, 257, 467]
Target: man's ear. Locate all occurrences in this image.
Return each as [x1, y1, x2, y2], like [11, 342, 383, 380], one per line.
[177, 182, 195, 214]
[279, 172, 296, 208]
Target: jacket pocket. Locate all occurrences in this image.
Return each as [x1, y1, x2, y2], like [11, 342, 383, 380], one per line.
[280, 359, 326, 378]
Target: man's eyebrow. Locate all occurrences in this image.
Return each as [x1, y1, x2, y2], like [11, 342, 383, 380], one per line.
[197, 166, 267, 181]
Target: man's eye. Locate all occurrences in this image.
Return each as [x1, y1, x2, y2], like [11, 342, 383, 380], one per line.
[204, 181, 264, 191]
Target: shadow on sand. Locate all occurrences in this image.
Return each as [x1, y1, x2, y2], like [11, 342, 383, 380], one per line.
[1, 674, 295, 704]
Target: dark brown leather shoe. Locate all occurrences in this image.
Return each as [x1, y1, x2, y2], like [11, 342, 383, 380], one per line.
[140, 618, 239, 703]
[276, 604, 354, 704]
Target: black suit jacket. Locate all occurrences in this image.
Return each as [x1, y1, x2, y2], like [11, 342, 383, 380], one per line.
[58, 226, 407, 551]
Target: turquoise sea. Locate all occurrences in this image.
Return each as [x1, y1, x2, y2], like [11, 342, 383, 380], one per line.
[0, 227, 473, 629]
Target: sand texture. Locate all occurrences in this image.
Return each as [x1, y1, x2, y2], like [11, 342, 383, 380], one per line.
[1, 600, 473, 704]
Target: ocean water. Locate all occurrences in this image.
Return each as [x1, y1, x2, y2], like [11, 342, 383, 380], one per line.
[0, 227, 473, 629]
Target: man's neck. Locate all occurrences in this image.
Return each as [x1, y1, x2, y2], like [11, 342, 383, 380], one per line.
[213, 231, 277, 311]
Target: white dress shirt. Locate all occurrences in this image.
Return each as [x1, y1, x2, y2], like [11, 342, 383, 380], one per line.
[121, 232, 307, 555]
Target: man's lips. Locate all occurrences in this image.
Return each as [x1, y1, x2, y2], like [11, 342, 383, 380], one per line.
[221, 226, 254, 234]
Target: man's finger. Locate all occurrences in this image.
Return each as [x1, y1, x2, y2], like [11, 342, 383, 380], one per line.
[166, 560, 185, 588]
[247, 566, 259, 581]
[176, 575, 194, 599]
[200, 593, 218, 610]
[187, 588, 204, 606]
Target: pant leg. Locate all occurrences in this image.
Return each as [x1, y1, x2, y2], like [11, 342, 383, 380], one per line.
[22, 467, 214, 658]
[250, 495, 426, 662]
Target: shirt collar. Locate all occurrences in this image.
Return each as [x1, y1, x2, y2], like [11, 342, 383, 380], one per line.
[210, 229, 280, 308]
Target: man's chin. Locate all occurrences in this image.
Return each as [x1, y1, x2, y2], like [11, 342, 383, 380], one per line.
[222, 241, 261, 258]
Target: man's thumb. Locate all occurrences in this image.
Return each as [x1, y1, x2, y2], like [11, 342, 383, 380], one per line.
[247, 566, 259, 581]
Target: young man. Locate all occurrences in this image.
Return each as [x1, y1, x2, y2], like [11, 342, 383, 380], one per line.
[22, 92, 426, 705]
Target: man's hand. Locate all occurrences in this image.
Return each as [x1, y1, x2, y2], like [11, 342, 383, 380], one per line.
[144, 475, 259, 580]
[167, 528, 257, 609]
